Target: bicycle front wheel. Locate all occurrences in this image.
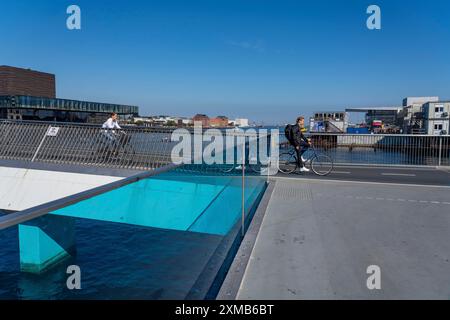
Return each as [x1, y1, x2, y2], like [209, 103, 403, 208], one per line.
[219, 164, 236, 173]
[311, 154, 333, 176]
[278, 152, 297, 174]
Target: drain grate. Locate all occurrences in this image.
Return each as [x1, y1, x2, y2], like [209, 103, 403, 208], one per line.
[273, 183, 313, 201]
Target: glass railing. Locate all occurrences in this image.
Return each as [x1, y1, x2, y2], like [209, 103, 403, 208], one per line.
[0, 129, 270, 300]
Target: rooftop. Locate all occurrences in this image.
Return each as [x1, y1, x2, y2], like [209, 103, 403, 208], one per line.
[346, 107, 402, 112]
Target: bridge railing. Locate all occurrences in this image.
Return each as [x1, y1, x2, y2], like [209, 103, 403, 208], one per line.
[0, 120, 177, 170]
[2, 120, 449, 168]
[0, 123, 269, 298]
[304, 133, 450, 167]
[0, 120, 274, 172]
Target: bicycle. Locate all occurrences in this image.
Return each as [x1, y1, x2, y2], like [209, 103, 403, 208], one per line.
[218, 141, 263, 174]
[278, 142, 334, 176]
[92, 130, 136, 166]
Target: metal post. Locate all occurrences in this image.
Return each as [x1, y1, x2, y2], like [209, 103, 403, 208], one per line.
[31, 126, 51, 162]
[438, 137, 443, 167]
[267, 132, 271, 183]
[242, 135, 246, 238]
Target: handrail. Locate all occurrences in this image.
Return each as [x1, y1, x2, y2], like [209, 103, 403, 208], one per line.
[0, 163, 180, 230]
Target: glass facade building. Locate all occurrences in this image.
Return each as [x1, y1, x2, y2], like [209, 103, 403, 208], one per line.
[0, 95, 139, 123]
[365, 109, 401, 127]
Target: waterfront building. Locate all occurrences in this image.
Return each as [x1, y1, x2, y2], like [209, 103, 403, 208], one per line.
[423, 101, 450, 135]
[0, 65, 55, 98]
[345, 107, 402, 133]
[231, 118, 249, 127]
[193, 114, 210, 127]
[133, 116, 154, 127]
[0, 66, 139, 124]
[179, 117, 194, 126]
[401, 96, 439, 134]
[0, 95, 138, 123]
[210, 116, 229, 127]
[309, 111, 348, 133]
[152, 115, 177, 126]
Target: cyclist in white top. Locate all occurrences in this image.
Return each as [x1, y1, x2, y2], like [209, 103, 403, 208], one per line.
[101, 113, 124, 150]
[102, 112, 121, 130]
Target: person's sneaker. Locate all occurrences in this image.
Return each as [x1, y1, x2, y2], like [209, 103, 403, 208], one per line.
[299, 167, 310, 173]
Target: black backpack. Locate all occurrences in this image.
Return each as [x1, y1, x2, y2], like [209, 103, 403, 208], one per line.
[284, 124, 294, 142]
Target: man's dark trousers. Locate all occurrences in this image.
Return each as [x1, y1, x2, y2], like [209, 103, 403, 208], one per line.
[295, 141, 310, 168]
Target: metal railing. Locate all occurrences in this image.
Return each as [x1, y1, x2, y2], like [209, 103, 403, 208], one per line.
[0, 120, 272, 173]
[0, 120, 177, 170]
[0, 163, 180, 230]
[304, 133, 450, 167]
[3, 120, 449, 169]
[0, 121, 270, 232]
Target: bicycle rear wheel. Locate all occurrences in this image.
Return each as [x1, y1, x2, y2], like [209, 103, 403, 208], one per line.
[311, 154, 333, 176]
[278, 152, 297, 174]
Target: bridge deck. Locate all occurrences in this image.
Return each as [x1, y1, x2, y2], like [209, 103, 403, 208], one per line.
[233, 171, 450, 299]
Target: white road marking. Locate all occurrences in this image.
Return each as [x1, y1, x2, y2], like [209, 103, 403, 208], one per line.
[381, 173, 416, 177]
[317, 194, 450, 205]
[332, 171, 352, 174]
[334, 165, 439, 171]
[271, 176, 450, 189]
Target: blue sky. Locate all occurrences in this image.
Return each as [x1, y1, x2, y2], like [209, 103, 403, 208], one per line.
[1, 0, 449, 125]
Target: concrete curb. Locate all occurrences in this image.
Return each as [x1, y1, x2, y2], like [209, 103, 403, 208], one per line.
[216, 181, 275, 300]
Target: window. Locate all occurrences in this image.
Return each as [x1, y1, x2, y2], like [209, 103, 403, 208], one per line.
[434, 124, 443, 130]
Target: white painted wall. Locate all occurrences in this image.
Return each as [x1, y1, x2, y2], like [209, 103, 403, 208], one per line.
[0, 167, 121, 211]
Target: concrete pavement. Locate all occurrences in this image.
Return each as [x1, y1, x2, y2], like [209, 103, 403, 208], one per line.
[234, 177, 450, 300]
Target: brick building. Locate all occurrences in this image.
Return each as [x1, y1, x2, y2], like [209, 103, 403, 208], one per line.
[192, 114, 210, 127]
[0, 66, 138, 123]
[0, 66, 56, 98]
[210, 116, 229, 127]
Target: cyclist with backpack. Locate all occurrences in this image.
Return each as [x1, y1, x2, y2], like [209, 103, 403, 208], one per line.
[285, 116, 311, 172]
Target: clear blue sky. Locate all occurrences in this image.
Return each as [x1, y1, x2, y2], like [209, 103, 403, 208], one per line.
[1, 0, 449, 125]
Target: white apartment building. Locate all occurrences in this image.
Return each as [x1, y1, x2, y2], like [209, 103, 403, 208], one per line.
[179, 117, 193, 126]
[232, 118, 249, 127]
[401, 96, 439, 133]
[423, 102, 450, 135]
[152, 115, 176, 125]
